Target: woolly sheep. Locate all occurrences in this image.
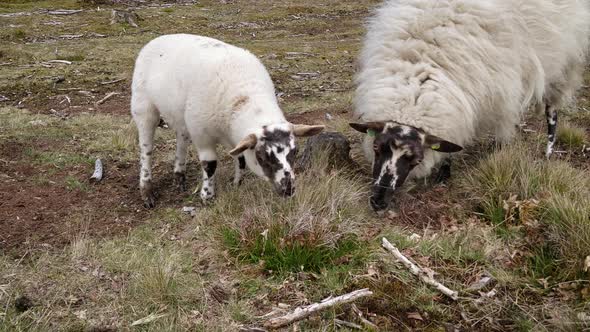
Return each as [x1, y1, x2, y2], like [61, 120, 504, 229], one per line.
[131, 34, 325, 208]
[349, 0, 590, 212]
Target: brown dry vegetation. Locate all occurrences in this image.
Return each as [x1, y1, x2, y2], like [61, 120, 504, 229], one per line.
[1, 0, 590, 331]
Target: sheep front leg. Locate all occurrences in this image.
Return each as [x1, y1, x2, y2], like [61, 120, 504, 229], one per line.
[174, 130, 190, 192]
[197, 148, 218, 202]
[545, 105, 558, 158]
[233, 155, 246, 186]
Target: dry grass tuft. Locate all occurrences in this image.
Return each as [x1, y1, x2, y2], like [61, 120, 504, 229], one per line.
[463, 142, 590, 279]
[557, 121, 588, 150]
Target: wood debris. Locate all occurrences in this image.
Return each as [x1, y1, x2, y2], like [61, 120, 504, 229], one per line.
[48, 9, 83, 15]
[382, 237, 459, 300]
[262, 288, 373, 329]
[96, 92, 120, 105]
[90, 159, 103, 182]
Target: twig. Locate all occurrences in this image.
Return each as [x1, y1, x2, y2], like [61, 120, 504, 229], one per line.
[96, 92, 119, 105]
[351, 304, 379, 330]
[47, 9, 83, 15]
[90, 159, 103, 182]
[381, 237, 459, 300]
[263, 289, 373, 329]
[47, 59, 72, 65]
[100, 78, 124, 85]
[335, 319, 362, 330]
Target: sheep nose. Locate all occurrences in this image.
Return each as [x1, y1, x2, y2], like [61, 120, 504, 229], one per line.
[277, 173, 294, 197]
[370, 196, 388, 212]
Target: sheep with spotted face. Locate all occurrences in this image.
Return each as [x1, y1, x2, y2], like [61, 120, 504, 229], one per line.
[350, 0, 590, 212]
[131, 34, 325, 208]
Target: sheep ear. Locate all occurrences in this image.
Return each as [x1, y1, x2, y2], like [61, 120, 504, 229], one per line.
[292, 124, 325, 137]
[349, 122, 385, 134]
[229, 134, 257, 156]
[424, 134, 463, 153]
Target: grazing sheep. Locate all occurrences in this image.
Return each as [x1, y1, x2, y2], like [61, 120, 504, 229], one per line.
[131, 34, 325, 208]
[350, 0, 590, 212]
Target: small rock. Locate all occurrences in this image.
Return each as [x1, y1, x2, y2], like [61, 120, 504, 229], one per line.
[296, 132, 354, 171]
[182, 206, 197, 217]
[408, 233, 422, 242]
[467, 276, 494, 292]
[28, 120, 47, 126]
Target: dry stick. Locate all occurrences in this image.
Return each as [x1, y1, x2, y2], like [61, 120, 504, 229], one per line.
[96, 92, 120, 105]
[381, 237, 459, 300]
[351, 304, 379, 330]
[100, 78, 124, 85]
[334, 319, 362, 330]
[263, 288, 373, 329]
[90, 159, 103, 182]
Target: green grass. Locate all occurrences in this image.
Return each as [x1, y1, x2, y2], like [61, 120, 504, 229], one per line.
[223, 226, 361, 274]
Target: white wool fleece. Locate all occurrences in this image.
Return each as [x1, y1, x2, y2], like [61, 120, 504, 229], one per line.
[354, 0, 590, 178]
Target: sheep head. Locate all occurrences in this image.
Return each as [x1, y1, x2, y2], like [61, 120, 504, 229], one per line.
[349, 121, 462, 212]
[229, 123, 325, 197]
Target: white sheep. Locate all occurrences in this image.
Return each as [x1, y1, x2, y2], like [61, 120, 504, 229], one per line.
[131, 34, 325, 208]
[350, 0, 590, 212]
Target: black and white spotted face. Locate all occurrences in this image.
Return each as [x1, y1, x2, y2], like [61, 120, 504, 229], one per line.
[255, 124, 297, 197]
[229, 123, 325, 197]
[350, 121, 462, 212]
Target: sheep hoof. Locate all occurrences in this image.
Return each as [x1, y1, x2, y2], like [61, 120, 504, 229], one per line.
[231, 177, 243, 187]
[200, 188, 215, 203]
[175, 172, 187, 192]
[142, 194, 156, 209]
[141, 183, 156, 208]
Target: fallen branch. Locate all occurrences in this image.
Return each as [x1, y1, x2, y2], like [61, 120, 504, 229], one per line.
[263, 289, 373, 329]
[59, 34, 84, 39]
[47, 59, 72, 65]
[48, 9, 83, 15]
[96, 92, 119, 105]
[381, 237, 459, 300]
[90, 159, 103, 182]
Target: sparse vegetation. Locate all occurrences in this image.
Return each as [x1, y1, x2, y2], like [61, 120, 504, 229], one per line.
[1, 0, 589, 331]
[557, 120, 588, 150]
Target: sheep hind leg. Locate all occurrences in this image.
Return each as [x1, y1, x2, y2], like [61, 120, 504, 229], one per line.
[174, 130, 190, 192]
[132, 101, 159, 208]
[545, 104, 558, 158]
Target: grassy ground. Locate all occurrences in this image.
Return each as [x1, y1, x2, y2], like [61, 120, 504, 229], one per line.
[1, 0, 590, 331]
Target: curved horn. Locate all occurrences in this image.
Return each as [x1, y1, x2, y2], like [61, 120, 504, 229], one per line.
[292, 124, 325, 137]
[228, 134, 257, 156]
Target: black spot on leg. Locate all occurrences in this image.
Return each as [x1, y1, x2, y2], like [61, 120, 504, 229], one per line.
[146, 150, 152, 156]
[201, 160, 217, 178]
[545, 106, 558, 143]
[238, 156, 246, 170]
